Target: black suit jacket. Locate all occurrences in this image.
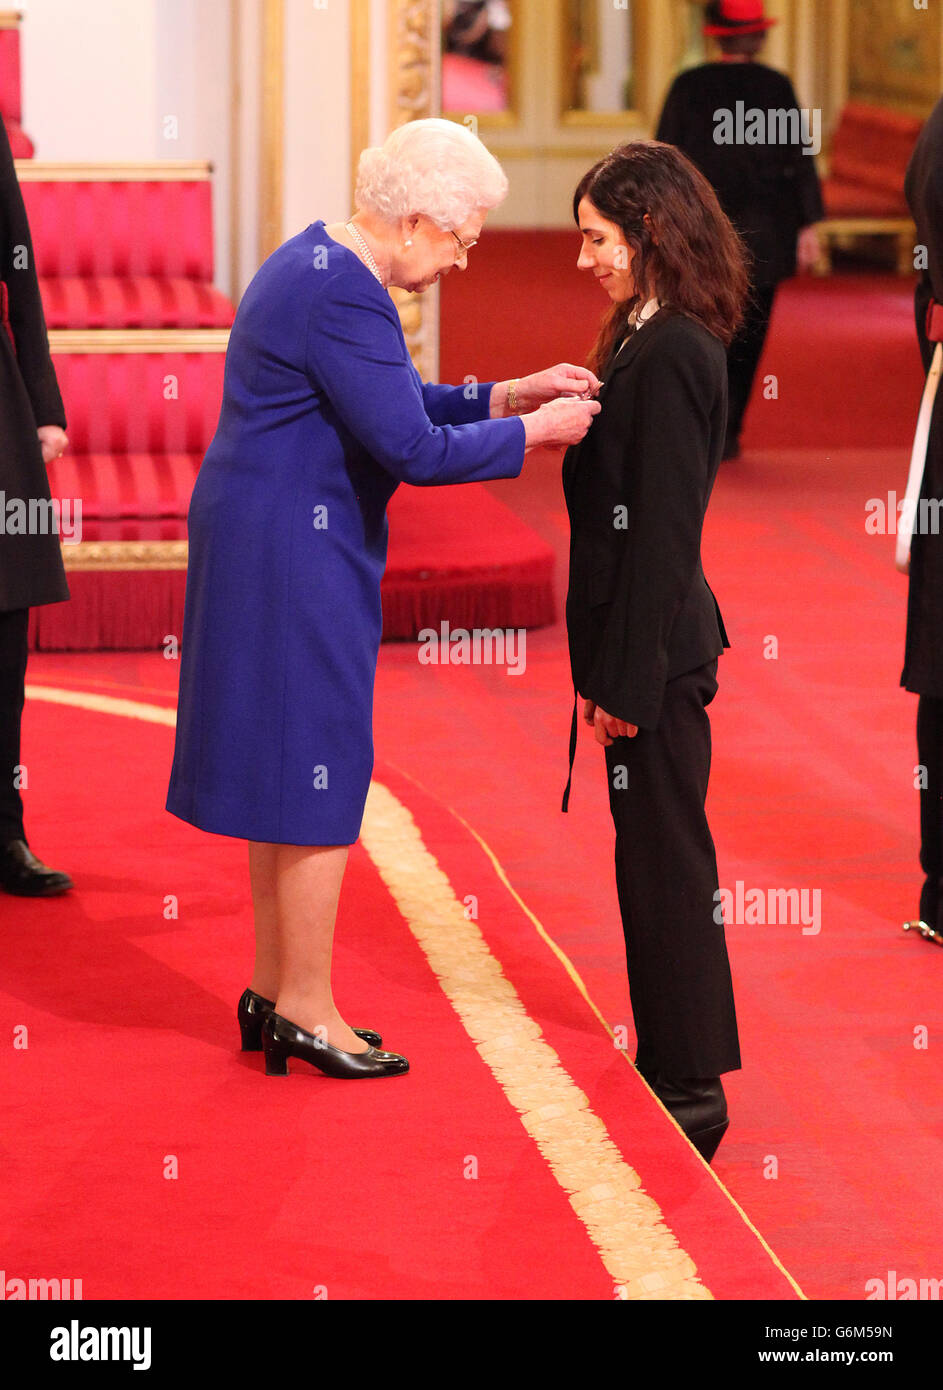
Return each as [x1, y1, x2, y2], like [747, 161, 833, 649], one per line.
[905, 95, 943, 373]
[656, 62, 824, 287]
[0, 115, 68, 611]
[902, 96, 943, 695]
[563, 308, 729, 732]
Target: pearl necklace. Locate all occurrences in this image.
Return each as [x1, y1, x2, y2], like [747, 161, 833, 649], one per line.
[345, 220, 384, 285]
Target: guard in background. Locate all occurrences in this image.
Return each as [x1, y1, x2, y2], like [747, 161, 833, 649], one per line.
[655, 0, 823, 459]
[0, 115, 72, 896]
[900, 94, 943, 949]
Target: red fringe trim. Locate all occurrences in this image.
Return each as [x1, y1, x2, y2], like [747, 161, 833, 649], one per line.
[28, 561, 556, 651]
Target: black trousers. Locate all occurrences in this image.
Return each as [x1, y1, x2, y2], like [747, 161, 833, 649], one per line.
[916, 694, 943, 929]
[604, 660, 741, 1079]
[726, 284, 778, 445]
[0, 607, 29, 843]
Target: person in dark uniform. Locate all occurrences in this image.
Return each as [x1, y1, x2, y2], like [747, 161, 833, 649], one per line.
[0, 116, 72, 896]
[900, 95, 943, 944]
[563, 140, 748, 1162]
[655, 0, 824, 459]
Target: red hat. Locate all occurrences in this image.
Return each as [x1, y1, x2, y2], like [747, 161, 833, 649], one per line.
[702, 1, 779, 37]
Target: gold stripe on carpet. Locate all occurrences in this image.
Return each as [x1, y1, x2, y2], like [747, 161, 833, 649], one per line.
[359, 779, 712, 1299]
[23, 682, 713, 1299]
[381, 760, 806, 1300]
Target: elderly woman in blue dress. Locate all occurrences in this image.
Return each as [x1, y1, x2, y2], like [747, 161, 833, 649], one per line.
[167, 118, 600, 1079]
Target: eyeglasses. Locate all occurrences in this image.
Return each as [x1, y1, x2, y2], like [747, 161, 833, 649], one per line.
[449, 229, 478, 260]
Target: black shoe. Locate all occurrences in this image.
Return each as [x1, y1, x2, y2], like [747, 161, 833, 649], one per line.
[0, 839, 73, 897]
[261, 1010, 409, 1079]
[633, 1047, 657, 1085]
[237, 988, 382, 1051]
[651, 1074, 729, 1163]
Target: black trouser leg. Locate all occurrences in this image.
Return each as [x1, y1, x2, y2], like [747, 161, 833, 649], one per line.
[726, 284, 778, 446]
[605, 660, 741, 1078]
[917, 694, 943, 929]
[0, 607, 29, 844]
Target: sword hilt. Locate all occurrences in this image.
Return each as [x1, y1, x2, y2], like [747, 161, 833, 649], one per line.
[902, 919, 943, 946]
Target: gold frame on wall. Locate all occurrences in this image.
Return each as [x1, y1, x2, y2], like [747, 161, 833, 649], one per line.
[846, 0, 943, 117]
[387, 0, 439, 377]
[560, 0, 642, 128]
[440, 0, 523, 129]
[259, 0, 284, 263]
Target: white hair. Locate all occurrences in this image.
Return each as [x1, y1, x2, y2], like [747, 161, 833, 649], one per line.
[354, 118, 508, 229]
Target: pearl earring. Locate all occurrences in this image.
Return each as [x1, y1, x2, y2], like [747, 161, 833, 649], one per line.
[404, 239, 412, 247]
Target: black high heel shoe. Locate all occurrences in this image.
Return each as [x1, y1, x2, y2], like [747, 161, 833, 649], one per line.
[650, 1075, 729, 1163]
[261, 1010, 409, 1079]
[237, 988, 382, 1051]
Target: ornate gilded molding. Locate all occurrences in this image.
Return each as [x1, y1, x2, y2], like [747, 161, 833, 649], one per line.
[61, 541, 189, 572]
[14, 161, 213, 182]
[259, 0, 284, 261]
[48, 329, 230, 354]
[387, 0, 438, 379]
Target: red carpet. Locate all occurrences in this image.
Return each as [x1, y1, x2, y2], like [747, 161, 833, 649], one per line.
[6, 265, 937, 1299]
[3, 690, 795, 1299]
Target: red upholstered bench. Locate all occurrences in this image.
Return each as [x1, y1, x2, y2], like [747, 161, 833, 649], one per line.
[817, 102, 921, 275]
[16, 163, 235, 327]
[29, 333, 226, 649]
[49, 336, 228, 455]
[32, 332, 556, 649]
[2, 112, 32, 157]
[45, 453, 202, 541]
[0, 20, 33, 157]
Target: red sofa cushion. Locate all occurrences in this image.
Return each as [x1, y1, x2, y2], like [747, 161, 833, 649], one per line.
[0, 27, 22, 124]
[2, 113, 33, 158]
[51, 349, 225, 453]
[22, 178, 215, 278]
[40, 276, 235, 329]
[823, 101, 921, 216]
[46, 452, 200, 522]
[823, 177, 911, 218]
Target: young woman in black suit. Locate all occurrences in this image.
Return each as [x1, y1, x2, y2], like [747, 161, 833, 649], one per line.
[562, 141, 748, 1162]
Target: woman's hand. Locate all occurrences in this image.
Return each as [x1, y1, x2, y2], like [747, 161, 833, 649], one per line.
[583, 698, 637, 747]
[797, 225, 821, 273]
[38, 425, 68, 464]
[513, 364, 601, 410]
[522, 396, 600, 450]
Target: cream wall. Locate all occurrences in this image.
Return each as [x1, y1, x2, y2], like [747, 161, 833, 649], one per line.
[17, 0, 239, 293]
[19, 0, 159, 159]
[15, 0, 353, 302]
[282, 0, 351, 241]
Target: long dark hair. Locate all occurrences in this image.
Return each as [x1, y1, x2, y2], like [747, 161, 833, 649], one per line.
[573, 140, 749, 373]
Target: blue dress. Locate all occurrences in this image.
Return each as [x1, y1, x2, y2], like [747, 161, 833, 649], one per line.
[166, 221, 525, 844]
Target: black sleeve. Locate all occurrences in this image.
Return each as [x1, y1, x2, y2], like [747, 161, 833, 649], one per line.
[915, 276, 934, 374]
[655, 77, 687, 146]
[580, 329, 719, 729]
[0, 117, 65, 428]
[782, 76, 824, 226]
